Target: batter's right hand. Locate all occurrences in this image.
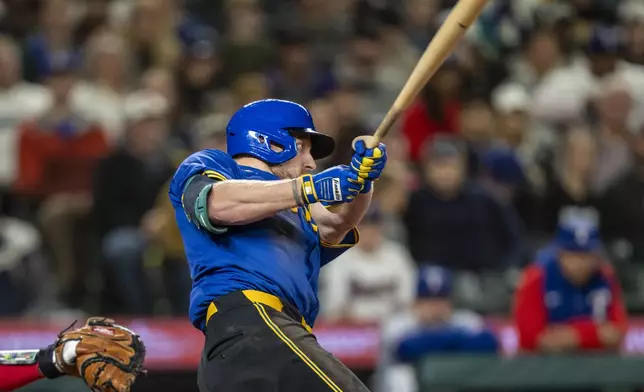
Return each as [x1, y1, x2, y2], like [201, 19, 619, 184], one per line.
[299, 165, 363, 205]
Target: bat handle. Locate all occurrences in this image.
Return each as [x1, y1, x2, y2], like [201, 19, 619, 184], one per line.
[351, 135, 380, 150]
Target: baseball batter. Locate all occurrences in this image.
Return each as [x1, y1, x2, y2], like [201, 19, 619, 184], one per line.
[169, 99, 387, 391]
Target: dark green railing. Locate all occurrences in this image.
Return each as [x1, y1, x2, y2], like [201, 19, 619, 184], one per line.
[418, 355, 644, 391]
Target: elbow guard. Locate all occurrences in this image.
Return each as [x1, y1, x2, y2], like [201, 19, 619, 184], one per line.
[182, 175, 227, 234]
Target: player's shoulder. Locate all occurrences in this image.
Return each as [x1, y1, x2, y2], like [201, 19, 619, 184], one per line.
[175, 150, 240, 178]
[182, 149, 238, 169]
[169, 149, 240, 201]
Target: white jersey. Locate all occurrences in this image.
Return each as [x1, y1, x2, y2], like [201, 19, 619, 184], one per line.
[319, 240, 416, 323]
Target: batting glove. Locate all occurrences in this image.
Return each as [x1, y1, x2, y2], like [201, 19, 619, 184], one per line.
[299, 165, 363, 205]
[350, 140, 387, 193]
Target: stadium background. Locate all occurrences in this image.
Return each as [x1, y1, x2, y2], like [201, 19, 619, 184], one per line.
[2, 0, 644, 390]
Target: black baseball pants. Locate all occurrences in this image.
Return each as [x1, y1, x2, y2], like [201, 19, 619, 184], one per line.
[197, 290, 371, 392]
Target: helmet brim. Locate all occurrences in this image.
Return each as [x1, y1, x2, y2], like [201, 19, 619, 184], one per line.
[289, 129, 335, 160]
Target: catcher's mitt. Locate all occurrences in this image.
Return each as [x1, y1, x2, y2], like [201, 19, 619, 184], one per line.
[54, 317, 146, 392]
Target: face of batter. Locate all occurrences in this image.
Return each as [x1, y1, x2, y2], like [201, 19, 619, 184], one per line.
[272, 137, 316, 179]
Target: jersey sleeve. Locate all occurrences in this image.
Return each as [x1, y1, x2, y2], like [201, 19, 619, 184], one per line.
[169, 149, 241, 234]
[320, 227, 359, 267]
[513, 265, 547, 352]
[168, 149, 240, 205]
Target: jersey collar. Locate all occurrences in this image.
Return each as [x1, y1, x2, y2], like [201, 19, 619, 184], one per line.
[240, 165, 280, 181]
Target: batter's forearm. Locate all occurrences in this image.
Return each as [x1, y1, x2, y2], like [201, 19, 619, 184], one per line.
[313, 189, 372, 244]
[208, 179, 302, 225]
[334, 191, 372, 228]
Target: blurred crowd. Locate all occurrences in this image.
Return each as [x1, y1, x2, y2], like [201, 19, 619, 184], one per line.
[0, 0, 643, 366]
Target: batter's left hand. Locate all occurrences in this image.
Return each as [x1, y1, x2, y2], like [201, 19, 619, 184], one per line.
[350, 140, 387, 193]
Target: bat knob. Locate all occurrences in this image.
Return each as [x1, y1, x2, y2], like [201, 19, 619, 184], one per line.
[352, 135, 379, 150]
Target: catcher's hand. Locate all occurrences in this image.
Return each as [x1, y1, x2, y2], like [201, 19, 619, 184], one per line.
[51, 317, 146, 392]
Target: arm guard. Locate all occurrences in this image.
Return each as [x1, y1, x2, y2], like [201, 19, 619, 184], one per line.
[183, 175, 228, 234]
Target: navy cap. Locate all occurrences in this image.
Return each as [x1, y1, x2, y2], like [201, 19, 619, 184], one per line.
[417, 265, 452, 298]
[42, 50, 79, 78]
[425, 136, 463, 160]
[483, 148, 525, 185]
[555, 212, 602, 252]
[587, 25, 624, 55]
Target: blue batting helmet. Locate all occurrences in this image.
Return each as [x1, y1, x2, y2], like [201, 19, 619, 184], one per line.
[226, 99, 335, 165]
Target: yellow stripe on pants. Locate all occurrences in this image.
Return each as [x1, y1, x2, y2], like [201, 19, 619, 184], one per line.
[253, 303, 343, 392]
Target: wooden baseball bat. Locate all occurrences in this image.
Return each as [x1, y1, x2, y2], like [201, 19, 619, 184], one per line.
[355, 0, 489, 149]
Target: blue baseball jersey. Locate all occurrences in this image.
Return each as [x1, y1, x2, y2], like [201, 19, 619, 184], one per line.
[168, 149, 358, 331]
[536, 252, 612, 323]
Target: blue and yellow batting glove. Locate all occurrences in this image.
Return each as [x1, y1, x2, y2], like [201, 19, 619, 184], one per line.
[350, 140, 387, 193]
[299, 165, 363, 205]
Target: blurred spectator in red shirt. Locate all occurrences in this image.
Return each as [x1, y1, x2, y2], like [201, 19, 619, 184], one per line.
[15, 54, 107, 198]
[0, 35, 50, 188]
[514, 212, 628, 353]
[401, 59, 462, 162]
[14, 51, 108, 306]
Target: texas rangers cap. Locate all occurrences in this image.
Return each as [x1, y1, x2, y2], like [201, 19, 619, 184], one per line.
[555, 211, 603, 252]
[417, 265, 453, 298]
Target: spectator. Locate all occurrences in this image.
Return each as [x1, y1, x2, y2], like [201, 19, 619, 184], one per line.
[401, 59, 462, 162]
[542, 126, 599, 233]
[514, 213, 628, 353]
[14, 53, 108, 306]
[481, 147, 527, 204]
[320, 204, 416, 323]
[376, 265, 497, 392]
[492, 82, 554, 181]
[268, 29, 335, 103]
[219, 0, 273, 85]
[402, 0, 440, 50]
[0, 214, 41, 315]
[230, 72, 270, 111]
[125, 0, 181, 74]
[175, 33, 219, 121]
[492, 83, 552, 231]
[403, 137, 523, 271]
[15, 53, 107, 198]
[325, 85, 371, 167]
[458, 96, 497, 177]
[589, 76, 635, 194]
[74, 30, 130, 144]
[532, 24, 644, 130]
[22, 0, 79, 83]
[0, 35, 49, 186]
[600, 125, 644, 263]
[73, 0, 110, 47]
[507, 27, 564, 92]
[92, 91, 175, 314]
